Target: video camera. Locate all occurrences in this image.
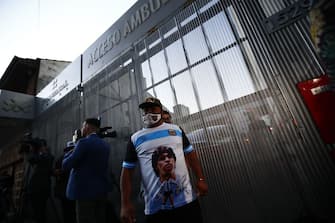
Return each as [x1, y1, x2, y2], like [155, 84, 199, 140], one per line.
[98, 127, 117, 138]
[72, 126, 117, 142]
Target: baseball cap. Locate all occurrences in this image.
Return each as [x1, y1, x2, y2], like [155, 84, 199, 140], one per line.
[139, 97, 162, 109]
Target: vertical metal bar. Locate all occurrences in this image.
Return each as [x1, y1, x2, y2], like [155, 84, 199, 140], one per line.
[80, 54, 85, 123]
[174, 14, 203, 112]
[158, 28, 179, 107]
[143, 39, 156, 97]
[225, 5, 262, 91]
[192, 2, 229, 101]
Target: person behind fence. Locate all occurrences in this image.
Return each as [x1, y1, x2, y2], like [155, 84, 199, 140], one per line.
[120, 97, 208, 223]
[162, 110, 172, 124]
[54, 141, 77, 223]
[26, 138, 54, 223]
[62, 118, 110, 223]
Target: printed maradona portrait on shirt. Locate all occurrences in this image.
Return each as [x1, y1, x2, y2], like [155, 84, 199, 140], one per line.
[151, 146, 191, 209]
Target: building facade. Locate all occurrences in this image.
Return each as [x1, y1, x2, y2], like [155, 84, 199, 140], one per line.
[2, 0, 335, 222]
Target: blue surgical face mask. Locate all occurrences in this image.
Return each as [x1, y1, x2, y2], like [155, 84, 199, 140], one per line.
[142, 113, 161, 127]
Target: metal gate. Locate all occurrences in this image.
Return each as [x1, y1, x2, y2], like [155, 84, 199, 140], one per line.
[31, 0, 335, 222]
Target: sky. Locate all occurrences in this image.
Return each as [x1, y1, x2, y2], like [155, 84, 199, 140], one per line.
[0, 0, 137, 79]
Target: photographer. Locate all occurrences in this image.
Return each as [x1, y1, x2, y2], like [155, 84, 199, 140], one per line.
[54, 141, 76, 223]
[22, 137, 54, 223]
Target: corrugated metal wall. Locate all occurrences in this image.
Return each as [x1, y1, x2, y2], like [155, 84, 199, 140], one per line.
[31, 0, 335, 222]
[32, 90, 82, 158]
[187, 0, 335, 222]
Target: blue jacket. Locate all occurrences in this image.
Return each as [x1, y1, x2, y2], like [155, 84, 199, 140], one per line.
[62, 133, 110, 200]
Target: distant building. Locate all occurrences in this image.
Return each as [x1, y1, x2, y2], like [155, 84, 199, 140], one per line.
[173, 104, 190, 117]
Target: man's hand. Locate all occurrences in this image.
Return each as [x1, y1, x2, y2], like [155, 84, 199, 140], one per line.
[120, 202, 136, 223]
[196, 179, 208, 196]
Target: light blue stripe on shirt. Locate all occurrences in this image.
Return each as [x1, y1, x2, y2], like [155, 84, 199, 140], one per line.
[134, 129, 182, 148]
[122, 161, 136, 169]
[184, 145, 194, 154]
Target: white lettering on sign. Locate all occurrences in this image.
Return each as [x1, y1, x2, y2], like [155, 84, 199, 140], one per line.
[87, 0, 170, 69]
[48, 80, 69, 99]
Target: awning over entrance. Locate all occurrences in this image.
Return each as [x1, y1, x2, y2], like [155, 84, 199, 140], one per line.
[0, 89, 35, 120]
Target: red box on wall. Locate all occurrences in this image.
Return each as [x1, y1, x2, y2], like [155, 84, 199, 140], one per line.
[297, 75, 335, 144]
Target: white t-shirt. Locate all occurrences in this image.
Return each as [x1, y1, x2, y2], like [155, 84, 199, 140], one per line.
[122, 122, 196, 215]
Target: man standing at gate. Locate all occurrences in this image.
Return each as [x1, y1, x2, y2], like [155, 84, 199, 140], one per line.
[27, 138, 54, 223]
[63, 118, 110, 223]
[120, 97, 208, 223]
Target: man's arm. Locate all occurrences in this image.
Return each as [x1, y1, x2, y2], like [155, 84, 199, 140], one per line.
[120, 167, 136, 223]
[181, 129, 208, 196]
[120, 138, 138, 223]
[185, 150, 204, 179]
[185, 151, 208, 196]
[62, 141, 83, 171]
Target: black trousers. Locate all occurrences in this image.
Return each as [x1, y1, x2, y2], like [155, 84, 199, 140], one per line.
[146, 200, 203, 223]
[31, 195, 48, 223]
[61, 198, 76, 223]
[76, 199, 107, 223]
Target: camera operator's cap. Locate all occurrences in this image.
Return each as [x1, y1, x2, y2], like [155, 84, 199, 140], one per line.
[139, 97, 162, 109]
[85, 118, 101, 128]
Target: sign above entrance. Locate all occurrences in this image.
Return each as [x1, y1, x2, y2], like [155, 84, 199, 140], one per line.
[36, 56, 81, 113]
[82, 0, 187, 82]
